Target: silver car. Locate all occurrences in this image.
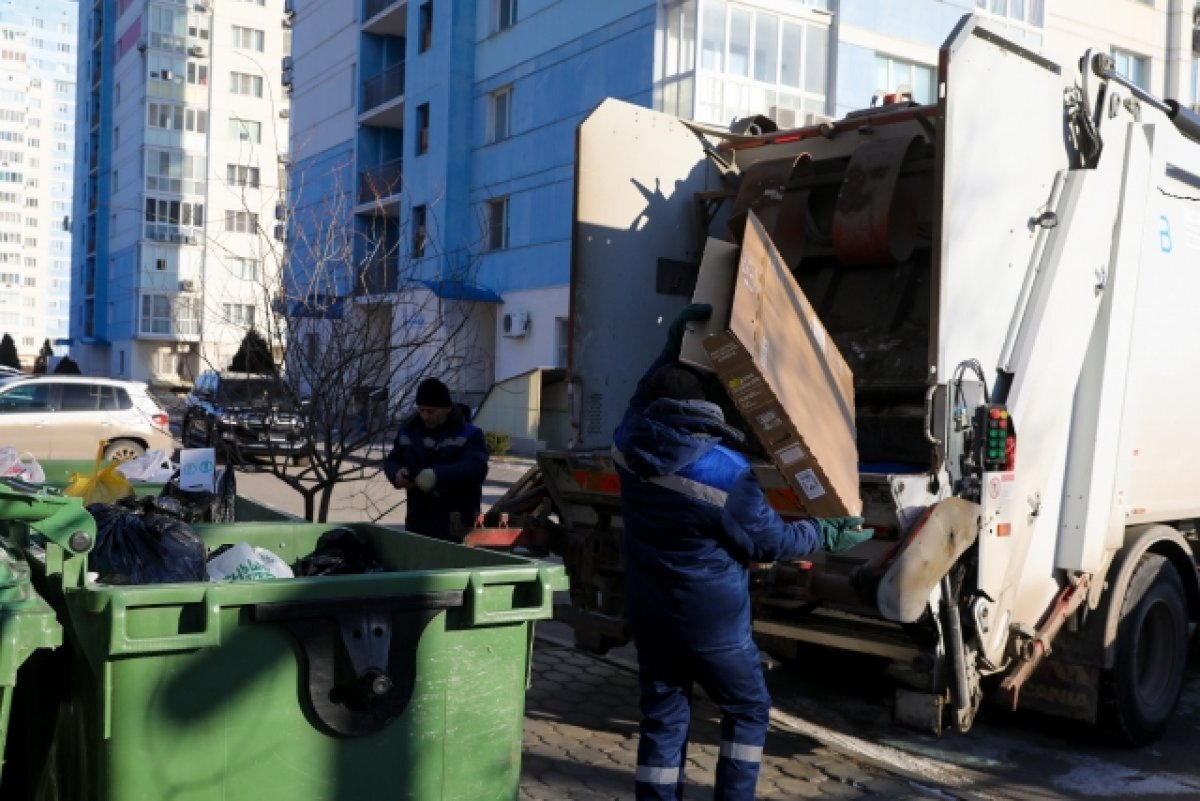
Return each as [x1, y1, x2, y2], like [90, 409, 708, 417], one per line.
[0, 375, 175, 461]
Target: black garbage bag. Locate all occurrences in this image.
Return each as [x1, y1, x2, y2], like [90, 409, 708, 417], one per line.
[88, 496, 207, 585]
[159, 467, 236, 523]
[291, 526, 385, 577]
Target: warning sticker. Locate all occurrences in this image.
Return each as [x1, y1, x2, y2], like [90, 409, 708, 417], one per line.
[775, 443, 807, 465]
[795, 468, 826, 500]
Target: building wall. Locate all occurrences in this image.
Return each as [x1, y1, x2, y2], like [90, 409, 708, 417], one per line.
[0, 0, 77, 367]
[70, 0, 289, 385]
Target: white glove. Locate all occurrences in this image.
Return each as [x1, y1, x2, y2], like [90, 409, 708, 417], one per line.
[415, 468, 437, 492]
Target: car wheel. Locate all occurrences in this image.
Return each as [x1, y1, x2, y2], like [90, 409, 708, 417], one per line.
[104, 439, 145, 463]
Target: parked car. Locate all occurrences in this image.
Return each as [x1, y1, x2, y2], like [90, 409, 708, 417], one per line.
[0, 375, 174, 461]
[182, 371, 310, 464]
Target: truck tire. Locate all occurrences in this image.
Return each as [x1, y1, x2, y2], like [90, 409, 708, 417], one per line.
[1099, 553, 1188, 746]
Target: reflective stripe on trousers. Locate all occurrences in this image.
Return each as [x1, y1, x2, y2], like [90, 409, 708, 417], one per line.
[634, 636, 770, 801]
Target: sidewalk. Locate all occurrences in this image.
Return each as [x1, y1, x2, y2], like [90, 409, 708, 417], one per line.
[522, 637, 936, 800]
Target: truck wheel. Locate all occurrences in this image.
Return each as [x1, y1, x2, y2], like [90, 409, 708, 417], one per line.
[1099, 553, 1188, 746]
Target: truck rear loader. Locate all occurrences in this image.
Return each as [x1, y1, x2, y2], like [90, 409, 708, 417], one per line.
[489, 15, 1200, 745]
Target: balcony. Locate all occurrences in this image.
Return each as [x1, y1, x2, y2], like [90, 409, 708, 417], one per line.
[363, 0, 407, 36]
[357, 157, 403, 206]
[360, 62, 405, 127]
[356, 254, 398, 296]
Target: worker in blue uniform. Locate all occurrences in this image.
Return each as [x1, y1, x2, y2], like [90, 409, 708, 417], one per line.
[614, 304, 872, 801]
[384, 377, 489, 540]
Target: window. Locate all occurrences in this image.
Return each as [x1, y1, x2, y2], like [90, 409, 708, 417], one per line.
[145, 149, 207, 195]
[60, 384, 128, 412]
[228, 257, 259, 280]
[226, 164, 260, 187]
[140, 294, 173, 335]
[229, 118, 262, 143]
[489, 86, 511, 143]
[416, 103, 430, 154]
[496, 0, 517, 31]
[224, 210, 258, 232]
[229, 71, 264, 97]
[222, 303, 256, 326]
[186, 61, 209, 86]
[419, 2, 433, 52]
[412, 204, 427, 257]
[485, 197, 508, 251]
[231, 25, 265, 51]
[1111, 47, 1149, 89]
[0, 384, 50, 413]
[873, 54, 936, 104]
[145, 196, 204, 227]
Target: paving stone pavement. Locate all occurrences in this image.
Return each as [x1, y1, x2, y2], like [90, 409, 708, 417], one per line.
[520, 640, 939, 800]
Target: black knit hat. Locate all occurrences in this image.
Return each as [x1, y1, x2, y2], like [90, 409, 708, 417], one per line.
[646, 364, 705, 402]
[415, 378, 453, 408]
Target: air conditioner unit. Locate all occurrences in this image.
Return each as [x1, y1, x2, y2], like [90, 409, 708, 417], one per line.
[277, 153, 290, 165]
[274, 203, 286, 220]
[194, 1, 210, 12]
[137, 38, 147, 52]
[281, 16, 293, 29]
[283, 0, 295, 16]
[188, 45, 205, 58]
[767, 106, 798, 130]
[179, 279, 196, 291]
[281, 56, 293, 72]
[161, 69, 173, 81]
[279, 108, 290, 119]
[273, 224, 285, 241]
[804, 112, 835, 126]
[281, 70, 293, 87]
[502, 310, 530, 338]
[176, 341, 193, 353]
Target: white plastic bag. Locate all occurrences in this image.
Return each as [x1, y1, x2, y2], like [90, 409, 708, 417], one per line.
[206, 542, 294, 582]
[115, 449, 176, 483]
[0, 447, 45, 484]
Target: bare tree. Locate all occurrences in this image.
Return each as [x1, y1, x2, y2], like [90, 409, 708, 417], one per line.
[190, 150, 494, 522]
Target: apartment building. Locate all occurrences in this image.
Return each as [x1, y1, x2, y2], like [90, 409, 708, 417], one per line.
[70, 0, 290, 385]
[287, 0, 1198, 443]
[0, 0, 76, 367]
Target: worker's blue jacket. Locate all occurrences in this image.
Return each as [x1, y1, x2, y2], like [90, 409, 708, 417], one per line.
[613, 356, 822, 652]
[384, 407, 489, 539]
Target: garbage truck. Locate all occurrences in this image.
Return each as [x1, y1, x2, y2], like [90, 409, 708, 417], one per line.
[479, 15, 1200, 744]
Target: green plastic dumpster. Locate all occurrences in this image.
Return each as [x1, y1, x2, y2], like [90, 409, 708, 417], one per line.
[3, 495, 567, 801]
[36, 459, 301, 522]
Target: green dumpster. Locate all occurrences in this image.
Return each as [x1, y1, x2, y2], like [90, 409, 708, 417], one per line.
[36, 459, 300, 522]
[3, 487, 567, 801]
[0, 541, 62, 790]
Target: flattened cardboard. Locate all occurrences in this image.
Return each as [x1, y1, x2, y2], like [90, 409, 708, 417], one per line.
[679, 237, 740, 371]
[703, 211, 861, 517]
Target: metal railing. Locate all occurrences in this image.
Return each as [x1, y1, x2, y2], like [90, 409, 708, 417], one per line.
[357, 157, 403, 203]
[361, 61, 405, 111]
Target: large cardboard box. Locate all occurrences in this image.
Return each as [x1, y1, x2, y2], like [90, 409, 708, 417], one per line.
[701, 211, 861, 517]
[679, 238, 739, 371]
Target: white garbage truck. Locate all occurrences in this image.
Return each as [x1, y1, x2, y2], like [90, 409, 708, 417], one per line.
[511, 15, 1200, 744]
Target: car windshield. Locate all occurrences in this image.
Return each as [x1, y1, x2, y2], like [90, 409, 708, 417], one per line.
[217, 378, 294, 408]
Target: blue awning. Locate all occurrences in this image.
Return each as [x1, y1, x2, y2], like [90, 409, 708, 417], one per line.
[418, 280, 503, 303]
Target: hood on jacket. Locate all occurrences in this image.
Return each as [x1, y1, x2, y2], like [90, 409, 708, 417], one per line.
[620, 398, 744, 479]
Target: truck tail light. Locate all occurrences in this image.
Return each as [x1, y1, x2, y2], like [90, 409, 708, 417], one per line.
[152, 413, 170, 428]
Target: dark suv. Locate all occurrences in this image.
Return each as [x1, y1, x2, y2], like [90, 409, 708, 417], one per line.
[182, 371, 310, 463]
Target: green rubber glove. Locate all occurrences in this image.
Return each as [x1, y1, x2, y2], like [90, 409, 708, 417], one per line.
[665, 303, 713, 358]
[817, 516, 875, 553]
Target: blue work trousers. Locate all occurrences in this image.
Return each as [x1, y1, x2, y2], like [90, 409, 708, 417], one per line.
[633, 636, 771, 800]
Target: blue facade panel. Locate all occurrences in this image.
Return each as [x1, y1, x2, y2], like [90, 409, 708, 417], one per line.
[470, 6, 656, 293]
[288, 139, 357, 297]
